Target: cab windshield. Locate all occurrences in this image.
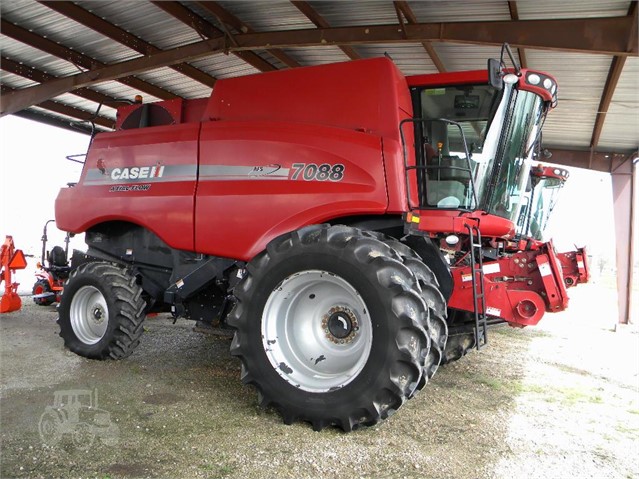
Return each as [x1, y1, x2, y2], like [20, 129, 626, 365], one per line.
[413, 81, 547, 219]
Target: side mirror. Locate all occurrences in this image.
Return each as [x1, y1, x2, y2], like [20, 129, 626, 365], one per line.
[487, 58, 503, 90]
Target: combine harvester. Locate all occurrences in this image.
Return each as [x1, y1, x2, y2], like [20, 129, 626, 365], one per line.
[54, 45, 588, 430]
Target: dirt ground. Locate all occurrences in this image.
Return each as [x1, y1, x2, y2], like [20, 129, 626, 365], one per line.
[1, 283, 637, 479]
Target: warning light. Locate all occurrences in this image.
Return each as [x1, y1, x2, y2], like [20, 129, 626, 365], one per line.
[406, 213, 420, 224]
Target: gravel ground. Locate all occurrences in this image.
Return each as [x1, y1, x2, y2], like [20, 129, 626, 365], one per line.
[1, 284, 637, 479]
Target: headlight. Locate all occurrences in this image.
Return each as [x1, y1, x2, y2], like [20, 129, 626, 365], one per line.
[527, 73, 541, 85]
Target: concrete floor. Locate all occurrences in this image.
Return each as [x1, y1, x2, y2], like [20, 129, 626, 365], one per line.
[1, 284, 637, 479]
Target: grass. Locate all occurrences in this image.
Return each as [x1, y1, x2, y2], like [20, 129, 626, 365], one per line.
[464, 372, 605, 406]
[473, 375, 505, 391]
[493, 325, 552, 340]
[516, 383, 604, 406]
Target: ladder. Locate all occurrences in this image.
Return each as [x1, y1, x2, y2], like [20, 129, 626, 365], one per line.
[466, 223, 488, 349]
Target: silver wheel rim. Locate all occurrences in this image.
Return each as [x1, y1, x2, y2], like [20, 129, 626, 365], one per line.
[70, 285, 109, 345]
[261, 270, 372, 393]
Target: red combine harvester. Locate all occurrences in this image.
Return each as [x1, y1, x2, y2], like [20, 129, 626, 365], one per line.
[55, 47, 588, 431]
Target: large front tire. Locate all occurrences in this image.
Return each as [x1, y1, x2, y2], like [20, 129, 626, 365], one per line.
[57, 262, 146, 360]
[228, 225, 430, 431]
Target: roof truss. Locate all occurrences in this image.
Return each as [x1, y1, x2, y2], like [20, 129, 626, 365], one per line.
[590, 2, 638, 149]
[1, 3, 637, 171]
[41, 1, 218, 87]
[2, 14, 636, 118]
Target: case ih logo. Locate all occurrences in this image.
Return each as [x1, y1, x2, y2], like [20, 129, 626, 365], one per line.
[110, 165, 165, 180]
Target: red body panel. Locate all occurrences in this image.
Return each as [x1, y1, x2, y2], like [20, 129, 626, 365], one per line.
[407, 70, 488, 88]
[205, 58, 412, 139]
[55, 58, 413, 259]
[196, 121, 387, 260]
[56, 124, 199, 251]
[409, 209, 516, 239]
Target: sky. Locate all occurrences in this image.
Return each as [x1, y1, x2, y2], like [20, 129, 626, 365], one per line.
[0, 114, 624, 292]
[0, 116, 89, 291]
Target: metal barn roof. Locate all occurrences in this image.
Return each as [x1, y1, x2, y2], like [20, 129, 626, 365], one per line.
[1, 0, 637, 172]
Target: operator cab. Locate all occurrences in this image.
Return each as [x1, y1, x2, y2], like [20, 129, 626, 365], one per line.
[412, 83, 500, 209]
[404, 57, 558, 239]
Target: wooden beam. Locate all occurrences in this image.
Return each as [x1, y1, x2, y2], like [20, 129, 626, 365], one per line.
[290, 1, 361, 60]
[590, 56, 627, 149]
[152, 1, 277, 72]
[0, 37, 225, 116]
[221, 17, 637, 56]
[195, 1, 301, 68]
[507, 1, 528, 68]
[1, 56, 120, 107]
[1, 85, 114, 129]
[41, 1, 217, 87]
[394, 1, 446, 72]
[3, 14, 638, 115]
[0, 19, 178, 101]
[13, 109, 101, 135]
[590, 2, 637, 149]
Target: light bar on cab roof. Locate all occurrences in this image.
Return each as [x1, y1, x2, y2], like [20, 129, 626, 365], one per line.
[521, 70, 558, 106]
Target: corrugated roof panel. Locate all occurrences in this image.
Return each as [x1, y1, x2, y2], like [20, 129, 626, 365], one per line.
[277, 46, 350, 67]
[49, 92, 117, 119]
[516, 0, 630, 19]
[190, 53, 261, 80]
[355, 44, 438, 75]
[0, 35, 84, 78]
[209, 1, 315, 31]
[89, 81, 162, 104]
[0, 71, 38, 90]
[405, 1, 510, 22]
[526, 50, 611, 149]
[75, 0, 203, 50]
[135, 67, 212, 99]
[433, 43, 502, 71]
[0, 0, 140, 64]
[254, 51, 287, 71]
[598, 57, 639, 151]
[28, 105, 109, 132]
[308, 1, 397, 26]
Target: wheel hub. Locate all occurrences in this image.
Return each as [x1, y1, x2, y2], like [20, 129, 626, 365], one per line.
[70, 285, 109, 345]
[261, 270, 372, 393]
[92, 307, 105, 323]
[322, 306, 359, 343]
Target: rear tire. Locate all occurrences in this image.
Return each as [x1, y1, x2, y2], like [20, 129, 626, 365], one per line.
[57, 262, 146, 360]
[228, 225, 429, 431]
[363, 232, 448, 383]
[32, 279, 55, 306]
